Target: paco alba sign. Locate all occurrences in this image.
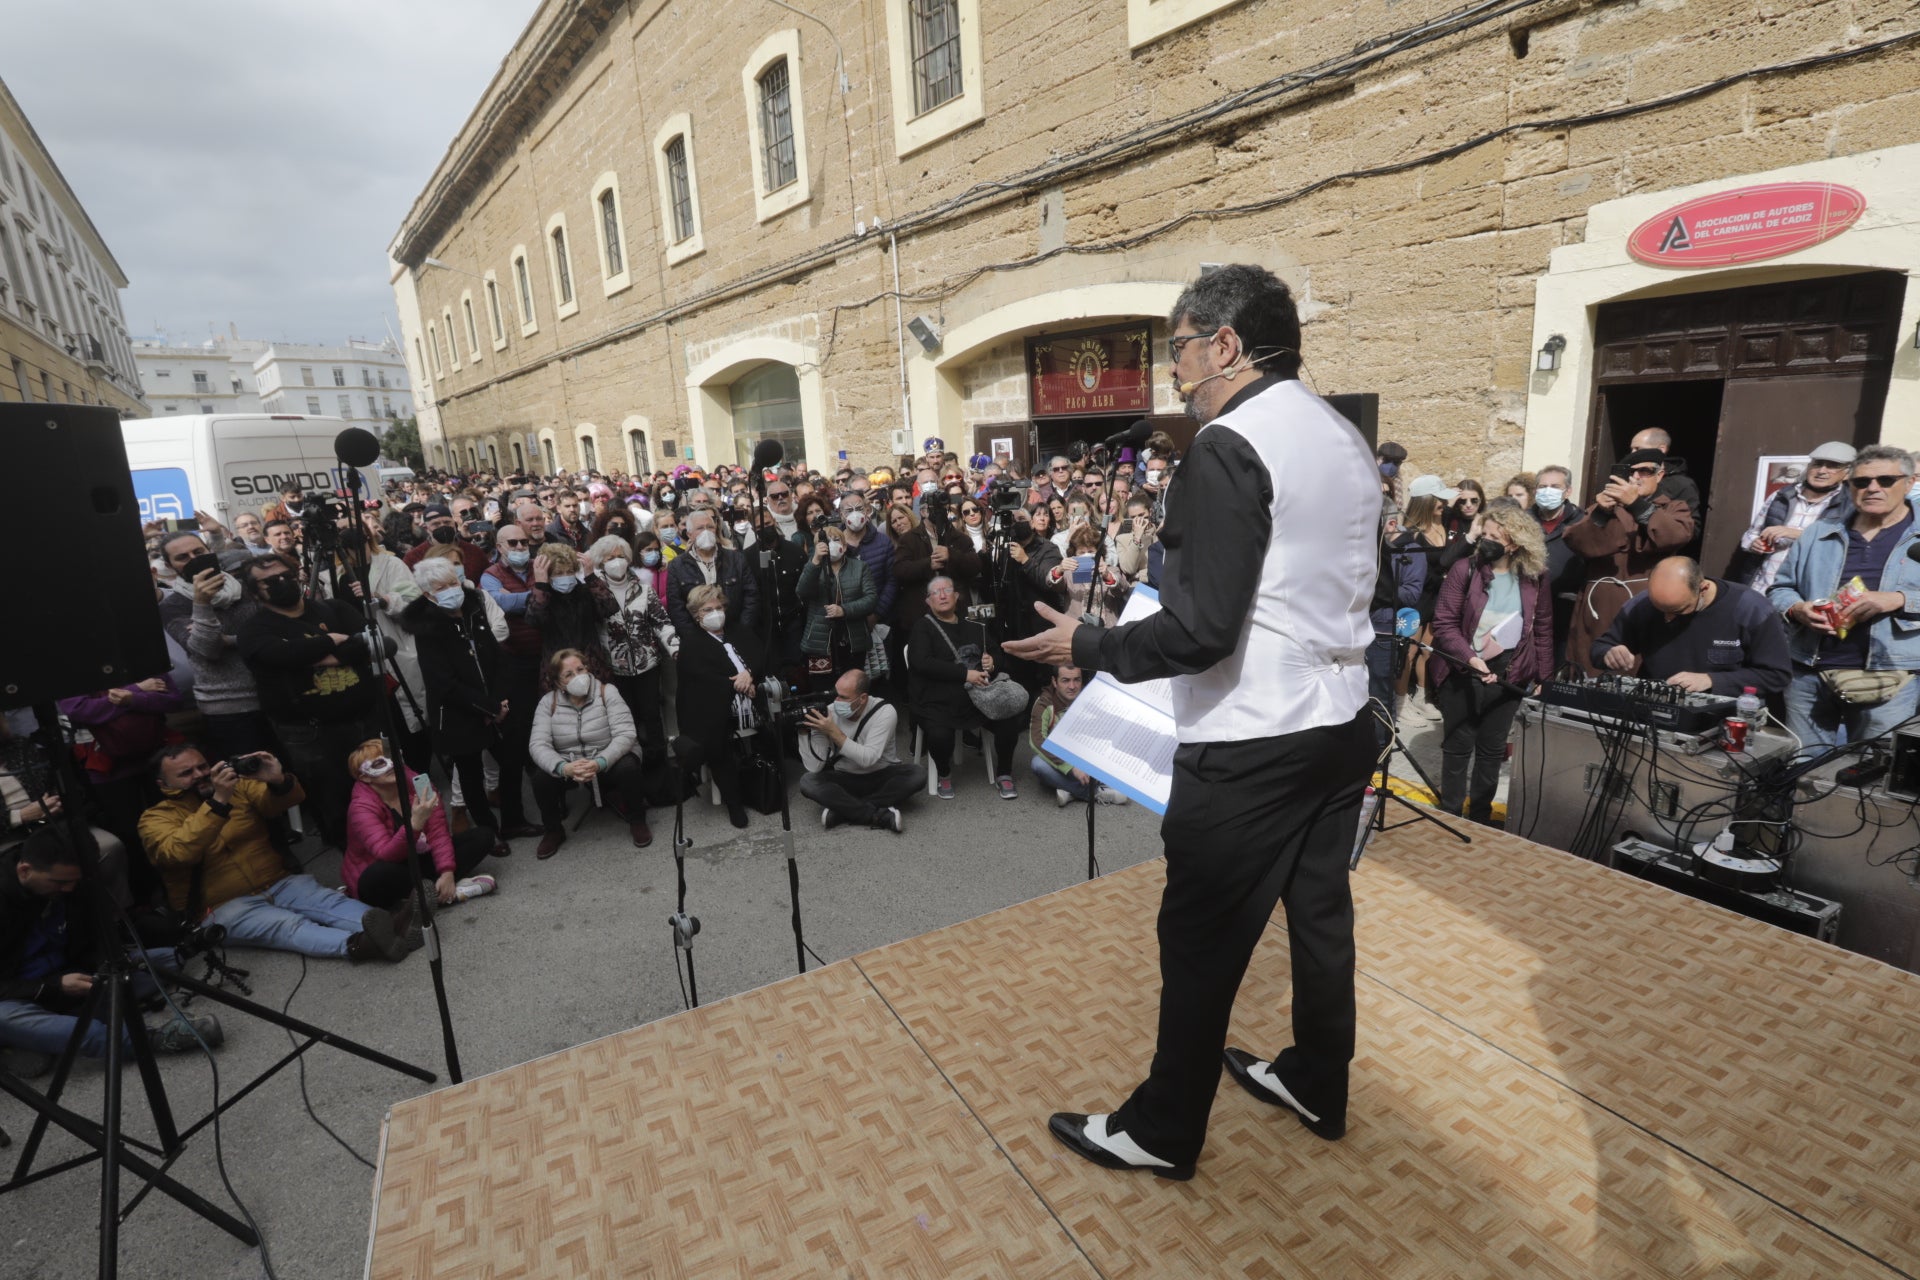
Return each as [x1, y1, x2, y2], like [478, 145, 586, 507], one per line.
[1628, 182, 1865, 268]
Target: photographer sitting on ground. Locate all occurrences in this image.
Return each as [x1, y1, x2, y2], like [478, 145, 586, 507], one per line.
[0, 826, 220, 1063]
[140, 745, 416, 962]
[907, 576, 1028, 799]
[1028, 664, 1127, 807]
[529, 649, 652, 858]
[797, 670, 919, 832]
[342, 739, 500, 910]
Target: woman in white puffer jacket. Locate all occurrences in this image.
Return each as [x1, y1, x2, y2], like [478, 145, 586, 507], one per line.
[527, 649, 652, 859]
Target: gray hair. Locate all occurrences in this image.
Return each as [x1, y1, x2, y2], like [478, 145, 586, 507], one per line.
[1168, 264, 1303, 379]
[587, 535, 631, 565]
[513, 500, 542, 522]
[684, 508, 716, 531]
[1854, 444, 1913, 476]
[926, 575, 955, 598]
[411, 558, 461, 593]
[1535, 465, 1572, 486]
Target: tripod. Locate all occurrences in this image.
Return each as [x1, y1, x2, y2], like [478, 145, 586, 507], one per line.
[0, 703, 435, 1279]
[664, 736, 701, 1009]
[1362, 691, 1471, 847]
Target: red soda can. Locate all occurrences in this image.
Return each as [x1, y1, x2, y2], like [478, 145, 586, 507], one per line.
[1722, 718, 1749, 753]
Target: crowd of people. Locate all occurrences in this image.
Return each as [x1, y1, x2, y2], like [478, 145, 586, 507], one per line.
[1371, 433, 1904, 823]
[5, 400, 1903, 1063]
[2, 437, 1167, 1063]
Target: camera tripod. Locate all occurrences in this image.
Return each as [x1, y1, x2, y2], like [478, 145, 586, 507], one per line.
[663, 736, 702, 1009]
[0, 702, 435, 1280]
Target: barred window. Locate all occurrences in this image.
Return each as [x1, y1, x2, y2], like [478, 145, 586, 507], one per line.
[758, 59, 797, 191]
[665, 137, 694, 243]
[514, 254, 534, 322]
[910, 0, 963, 115]
[551, 226, 574, 304]
[599, 188, 624, 277]
[485, 278, 504, 340]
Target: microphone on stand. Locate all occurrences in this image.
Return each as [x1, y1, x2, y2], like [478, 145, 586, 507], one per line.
[1103, 419, 1153, 450]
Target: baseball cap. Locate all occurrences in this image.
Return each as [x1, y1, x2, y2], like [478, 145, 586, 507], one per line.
[1407, 475, 1458, 502]
[423, 504, 452, 519]
[1808, 440, 1857, 465]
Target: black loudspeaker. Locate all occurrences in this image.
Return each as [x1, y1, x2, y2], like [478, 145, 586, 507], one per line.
[0, 403, 170, 710]
[1325, 393, 1379, 449]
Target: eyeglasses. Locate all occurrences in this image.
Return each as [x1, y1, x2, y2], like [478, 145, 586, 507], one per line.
[1050, 465, 1070, 474]
[1167, 330, 1219, 362]
[1628, 465, 1662, 478]
[1849, 474, 1907, 490]
[960, 507, 981, 516]
[767, 490, 791, 499]
[500, 537, 530, 547]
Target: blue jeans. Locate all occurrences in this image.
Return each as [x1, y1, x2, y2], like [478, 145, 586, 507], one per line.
[0, 949, 179, 1058]
[204, 874, 371, 958]
[1032, 756, 1093, 801]
[1364, 635, 1400, 748]
[1782, 667, 1920, 754]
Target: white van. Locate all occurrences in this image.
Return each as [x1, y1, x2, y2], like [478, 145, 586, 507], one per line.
[120, 414, 381, 525]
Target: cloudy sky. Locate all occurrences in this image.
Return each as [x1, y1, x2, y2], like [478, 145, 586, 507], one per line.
[7, 0, 534, 345]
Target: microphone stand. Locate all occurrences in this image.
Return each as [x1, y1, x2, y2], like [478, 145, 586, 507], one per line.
[339, 460, 466, 1084]
[1074, 442, 1128, 882]
[664, 737, 700, 1009]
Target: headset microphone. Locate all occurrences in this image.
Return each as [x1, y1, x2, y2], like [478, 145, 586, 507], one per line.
[1177, 348, 1293, 396]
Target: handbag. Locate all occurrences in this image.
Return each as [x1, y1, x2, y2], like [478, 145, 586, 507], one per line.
[1818, 668, 1913, 707]
[930, 619, 1029, 721]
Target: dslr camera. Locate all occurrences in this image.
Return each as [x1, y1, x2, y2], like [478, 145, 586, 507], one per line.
[225, 754, 264, 777]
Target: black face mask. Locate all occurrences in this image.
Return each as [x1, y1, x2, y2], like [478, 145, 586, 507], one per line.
[430, 525, 458, 544]
[261, 575, 302, 607]
[1474, 538, 1505, 565]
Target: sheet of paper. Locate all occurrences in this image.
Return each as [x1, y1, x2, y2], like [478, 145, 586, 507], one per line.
[1043, 584, 1179, 813]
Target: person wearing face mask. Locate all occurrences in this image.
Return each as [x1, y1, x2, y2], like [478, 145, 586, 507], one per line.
[996, 506, 1066, 694]
[796, 670, 918, 832]
[343, 739, 501, 911]
[796, 525, 877, 688]
[140, 743, 418, 963]
[832, 496, 895, 657]
[1563, 448, 1696, 676]
[676, 585, 769, 829]
[404, 503, 490, 582]
[1523, 465, 1588, 661]
[1428, 502, 1556, 825]
[525, 649, 652, 857]
[591, 535, 677, 764]
[653, 511, 684, 559]
[527, 543, 617, 692]
[235, 557, 385, 851]
[665, 510, 760, 641]
[1732, 441, 1855, 594]
[156, 534, 277, 761]
[403, 557, 514, 840]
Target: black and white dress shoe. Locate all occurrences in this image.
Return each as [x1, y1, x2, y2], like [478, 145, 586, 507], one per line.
[1222, 1047, 1345, 1140]
[1047, 1112, 1195, 1181]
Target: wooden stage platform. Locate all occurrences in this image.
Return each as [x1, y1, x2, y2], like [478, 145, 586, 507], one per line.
[366, 824, 1920, 1278]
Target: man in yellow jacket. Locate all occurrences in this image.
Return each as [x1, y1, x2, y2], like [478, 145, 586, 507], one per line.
[139, 746, 412, 963]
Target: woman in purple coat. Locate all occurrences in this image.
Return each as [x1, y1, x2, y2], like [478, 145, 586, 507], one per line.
[1429, 502, 1556, 825]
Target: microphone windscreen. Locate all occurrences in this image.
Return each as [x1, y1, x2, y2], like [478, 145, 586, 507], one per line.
[750, 438, 785, 473]
[334, 427, 382, 468]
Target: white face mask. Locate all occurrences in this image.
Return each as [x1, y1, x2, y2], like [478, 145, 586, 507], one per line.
[603, 558, 630, 580]
[360, 756, 394, 780]
[171, 571, 246, 609]
[828, 540, 845, 561]
[565, 672, 593, 697]
[732, 521, 751, 539]
[699, 609, 727, 632]
[843, 511, 867, 531]
[694, 529, 718, 552]
[831, 698, 855, 719]
[1534, 486, 1565, 512]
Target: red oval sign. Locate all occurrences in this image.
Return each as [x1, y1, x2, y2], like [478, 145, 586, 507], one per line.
[1628, 182, 1865, 268]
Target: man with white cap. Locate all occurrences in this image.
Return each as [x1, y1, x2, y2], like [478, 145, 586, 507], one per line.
[1735, 442, 1855, 594]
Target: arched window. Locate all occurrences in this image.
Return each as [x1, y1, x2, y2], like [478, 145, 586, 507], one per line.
[542, 437, 557, 475]
[629, 429, 646, 473]
[580, 433, 598, 472]
[728, 362, 805, 471]
[512, 439, 526, 472]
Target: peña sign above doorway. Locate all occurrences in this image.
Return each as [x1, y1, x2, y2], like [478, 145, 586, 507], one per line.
[1628, 182, 1866, 268]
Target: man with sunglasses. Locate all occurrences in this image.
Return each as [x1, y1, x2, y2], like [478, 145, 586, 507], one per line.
[1563, 447, 1696, 676]
[1769, 444, 1920, 749]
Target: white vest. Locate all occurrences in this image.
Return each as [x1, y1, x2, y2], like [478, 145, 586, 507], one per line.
[1174, 380, 1378, 743]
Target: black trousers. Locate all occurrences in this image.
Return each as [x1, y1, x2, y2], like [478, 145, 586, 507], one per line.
[529, 753, 647, 830]
[354, 827, 497, 911]
[493, 655, 541, 827]
[798, 762, 922, 823]
[442, 751, 496, 832]
[271, 715, 379, 849]
[1110, 708, 1374, 1166]
[1433, 674, 1523, 823]
[923, 715, 1020, 778]
[611, 669, 667, 763]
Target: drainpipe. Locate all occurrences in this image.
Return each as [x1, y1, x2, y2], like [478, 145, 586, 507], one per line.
[890, 231, 911, 449]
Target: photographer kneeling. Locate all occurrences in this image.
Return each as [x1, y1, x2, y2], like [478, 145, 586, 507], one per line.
[798, 670, 919, 833]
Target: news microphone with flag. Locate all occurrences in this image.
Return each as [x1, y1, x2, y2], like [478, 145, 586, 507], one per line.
[1394, 607, 1420, 638]
[1103, 418, 1153, 450]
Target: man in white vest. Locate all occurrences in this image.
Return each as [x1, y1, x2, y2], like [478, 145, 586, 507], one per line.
[1009, 264, 1379, 1181]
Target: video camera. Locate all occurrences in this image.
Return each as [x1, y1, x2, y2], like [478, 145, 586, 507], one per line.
[296, 489, 352, 551]
[757, 676, 835, 727]
[986, 477, 1030, 513]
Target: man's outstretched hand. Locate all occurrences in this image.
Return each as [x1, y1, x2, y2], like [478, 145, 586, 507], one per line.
[1003, 602, 1078, 666]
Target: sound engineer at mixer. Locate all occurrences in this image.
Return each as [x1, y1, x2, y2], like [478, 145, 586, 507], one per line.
[1592, 557, 1791, 697]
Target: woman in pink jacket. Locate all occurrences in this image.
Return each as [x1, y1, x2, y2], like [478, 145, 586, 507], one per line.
[341, 739, 502, 910]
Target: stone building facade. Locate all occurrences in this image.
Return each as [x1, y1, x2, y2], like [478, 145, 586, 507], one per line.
[392, 0, 1920, 567]
[0, 78, 143, 416]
